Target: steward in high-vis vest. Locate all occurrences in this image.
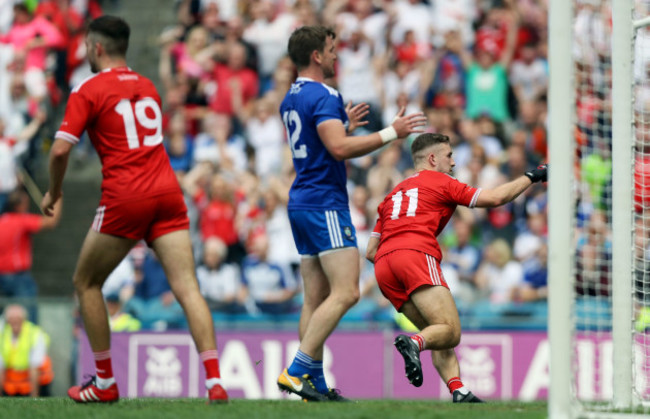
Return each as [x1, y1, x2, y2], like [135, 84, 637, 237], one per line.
[0, 304, 54, 396]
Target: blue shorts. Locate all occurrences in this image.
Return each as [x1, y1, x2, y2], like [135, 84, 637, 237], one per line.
[288, 209, 357, 256]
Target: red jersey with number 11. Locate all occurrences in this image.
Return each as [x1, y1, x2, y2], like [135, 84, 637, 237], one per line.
[56, 66, 180, 203]
[372, 170, 481, 261]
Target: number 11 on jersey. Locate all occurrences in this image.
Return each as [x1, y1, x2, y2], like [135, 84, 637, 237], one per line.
[391, 188, 418, 219]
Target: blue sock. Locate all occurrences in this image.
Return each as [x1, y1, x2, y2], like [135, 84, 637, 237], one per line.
[287, 350, 314, 378]
[311, 360, 329, 394]
[287, 351, 328, 394]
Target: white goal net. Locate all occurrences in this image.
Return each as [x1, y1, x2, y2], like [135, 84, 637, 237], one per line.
[550, 0, 650, 417]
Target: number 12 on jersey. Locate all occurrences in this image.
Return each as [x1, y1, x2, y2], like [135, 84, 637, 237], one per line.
[391, 188, 418, 219]
[283, 110, 307, 159]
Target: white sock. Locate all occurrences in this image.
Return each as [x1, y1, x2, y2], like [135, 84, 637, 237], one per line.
[206, 377, 223, 389]
[95, 376, 115, 390]
[455, 386, 469, 395]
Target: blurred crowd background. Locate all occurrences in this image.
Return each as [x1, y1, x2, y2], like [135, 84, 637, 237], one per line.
[0, 0, 622, 335]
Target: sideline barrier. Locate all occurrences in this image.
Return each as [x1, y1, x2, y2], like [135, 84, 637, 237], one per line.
[78, 331, 626, 400]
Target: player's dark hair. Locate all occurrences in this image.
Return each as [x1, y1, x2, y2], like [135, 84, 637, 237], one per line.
[287, 26, 336, 71]
[88, 15, 130, 57]
[411, 133, 450, 166]
[5, 188, 28, 213]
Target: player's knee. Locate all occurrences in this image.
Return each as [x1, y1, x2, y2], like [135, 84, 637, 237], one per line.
[447, 324, 462, 348]
[340, 289, 360, 309]
[72, 274, 99, 293]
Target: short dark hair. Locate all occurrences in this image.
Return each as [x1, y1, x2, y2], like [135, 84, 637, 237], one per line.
[287, 26, 336, 71]
[88, 15, 130, 57]
[5, 188, 28, 213]
[411, 133, 450, 166]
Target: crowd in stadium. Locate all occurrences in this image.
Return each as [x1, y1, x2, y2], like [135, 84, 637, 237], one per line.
[0, 0, 621, 333]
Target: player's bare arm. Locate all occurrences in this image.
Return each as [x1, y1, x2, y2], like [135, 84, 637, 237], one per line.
[366, 234, 379, 263]
[474, 164, 547, 208]
[42, 138, 74, 216]
[317, 106, 427, 160]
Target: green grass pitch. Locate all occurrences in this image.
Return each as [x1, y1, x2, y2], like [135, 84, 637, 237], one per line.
[0, 399, 548, 419]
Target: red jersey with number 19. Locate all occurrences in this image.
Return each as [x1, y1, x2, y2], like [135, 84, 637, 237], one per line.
[56, 67, 179, 203]
[372, 170, 481, 262]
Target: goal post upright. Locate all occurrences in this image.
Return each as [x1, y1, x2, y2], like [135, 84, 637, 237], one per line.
[611, 0, 635, 410]
[548, 0, 575, 417]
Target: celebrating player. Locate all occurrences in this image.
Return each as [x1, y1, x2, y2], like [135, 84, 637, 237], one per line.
[41, 16, 227, 404]
[366, 133, 547, 403]
[276, 25, 427, 402]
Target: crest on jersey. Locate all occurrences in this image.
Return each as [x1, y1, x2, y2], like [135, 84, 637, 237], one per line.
[344, 226, 353, 239]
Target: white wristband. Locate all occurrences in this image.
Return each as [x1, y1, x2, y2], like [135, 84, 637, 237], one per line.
[378, 126, 398, 144]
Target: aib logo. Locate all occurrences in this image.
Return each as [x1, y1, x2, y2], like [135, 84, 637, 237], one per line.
[143, 346, 183, 397]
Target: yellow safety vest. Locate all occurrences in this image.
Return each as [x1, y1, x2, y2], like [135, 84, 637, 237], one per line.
[2, 321, 40, 371]
[110, 313, 141, 332]
[1, 321, 53, 395]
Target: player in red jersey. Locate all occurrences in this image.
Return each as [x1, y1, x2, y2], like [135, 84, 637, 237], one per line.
[40, 16, 228, 404]
[366, 133, 547, 403]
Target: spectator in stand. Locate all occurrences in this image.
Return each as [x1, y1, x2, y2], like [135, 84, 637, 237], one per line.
[446, 217, 481, 290]
[382, 91, 421, 130]
[513, 211, 546, 267]
[35, 0, 86, 93]
[366, 143, 404, 208]
[245, 96, 286, 178]
[208, 41, 259, 121]
[241, 232, 298, 315]
[460, 5, 518, 123]
[394, 29, 430, 65]
[125, 250, 185, 330]
[474, 238, 524, 304]
[389, 0, 432, 51]
[184, 165, 246, 264]
[456, 118, 503, 167]
[0, 304, 54, 397]
[106, 294, 141, 332]
[575, 210, 612, 297]
[510, 243, 548, 303]
[455, 143, 503, 192]
[159, 24, 213, 93]
[197, 237, 247, 314]
[337, 27, 382, 131]
[242, 0, 298, 94]
[509, 41, 547, 104]
[0, 111, 47, 212]
[261, 180, 300, 283]
[381, 59, 420, 114]
[100, 255, 136, 304]
[430, 0, 477, 49]
[511, 100, 548, 161]
[1, 4, 64, 110]
[425, 28, 466, 110]
[193, 112, 247, 172]
[164, 112, 194, 181]
[0, 189, 61, 322]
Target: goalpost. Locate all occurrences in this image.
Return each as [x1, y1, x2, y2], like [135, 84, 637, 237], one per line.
[549, 0, 650, 417]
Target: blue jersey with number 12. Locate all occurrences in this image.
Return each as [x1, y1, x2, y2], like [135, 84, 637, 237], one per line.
[280, 77, 349, 211]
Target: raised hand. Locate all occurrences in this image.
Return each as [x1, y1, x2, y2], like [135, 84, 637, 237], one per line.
[391, 106, 428, 139]
[345, 101, 370, 133]
[524, 164, 548, 183]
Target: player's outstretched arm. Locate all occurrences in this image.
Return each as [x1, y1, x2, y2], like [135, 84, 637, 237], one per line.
[317, 106, 427, 160]
[42, 138, 73, 216]
[474, 164, 547, 208]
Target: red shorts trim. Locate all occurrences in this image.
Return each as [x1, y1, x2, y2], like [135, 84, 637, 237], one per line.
[92, 192, 189, 244]
[374, 249, 449, 311]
